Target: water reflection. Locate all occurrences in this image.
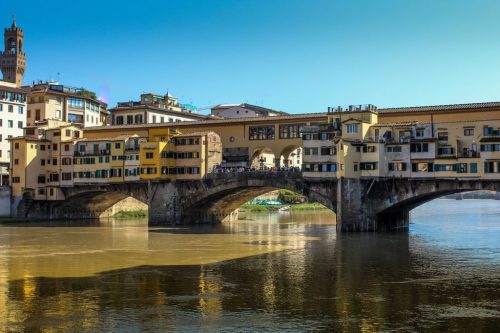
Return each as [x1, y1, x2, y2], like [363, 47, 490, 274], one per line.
[0, 204, 499, 332]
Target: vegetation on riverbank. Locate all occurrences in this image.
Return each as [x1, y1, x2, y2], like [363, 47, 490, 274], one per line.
[240, 203, 328, 212]
[113, 210, 148, 219]
[277, 189, 307, 204]
[0, 216, 36, 223]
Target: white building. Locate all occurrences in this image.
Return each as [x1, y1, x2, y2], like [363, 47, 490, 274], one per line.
[110, 92, 210, 125]
[0, 81, 27, 184]
[211, 103, 287, 118]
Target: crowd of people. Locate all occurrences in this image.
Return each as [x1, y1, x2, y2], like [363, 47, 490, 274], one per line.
[211, 165, 301, 173]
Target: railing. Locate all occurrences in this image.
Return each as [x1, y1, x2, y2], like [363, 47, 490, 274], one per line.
[74, 149, 110, 157]
[204, 170, 303, 181]
[457, 151, 480, 158]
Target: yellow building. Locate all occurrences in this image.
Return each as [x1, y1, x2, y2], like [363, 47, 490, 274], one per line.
[139, 129, 222, 181]
[10, 120, 83, 201]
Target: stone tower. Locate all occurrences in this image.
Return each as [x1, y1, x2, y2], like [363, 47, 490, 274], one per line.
[0, 18, 26, 87]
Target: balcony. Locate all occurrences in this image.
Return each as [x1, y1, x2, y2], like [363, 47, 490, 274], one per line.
[74, 149, 110, 157]
[457, 151, 480, 158]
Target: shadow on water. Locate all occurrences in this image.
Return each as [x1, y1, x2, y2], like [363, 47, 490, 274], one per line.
[2, 228, 499, 332]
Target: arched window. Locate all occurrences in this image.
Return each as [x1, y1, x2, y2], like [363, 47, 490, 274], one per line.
[8, 38, 16, 54]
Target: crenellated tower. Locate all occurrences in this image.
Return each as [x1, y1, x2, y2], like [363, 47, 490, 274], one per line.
[0, 18, 26, 87]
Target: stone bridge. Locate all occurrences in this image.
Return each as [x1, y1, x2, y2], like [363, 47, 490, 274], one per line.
[21, 173, 500, 232]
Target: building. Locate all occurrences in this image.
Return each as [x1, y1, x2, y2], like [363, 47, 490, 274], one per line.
[300, 103, 497, 180]
[10, 120, 221, 206]
[0, 19, 26, 87]
[139, 130, 222, 181]
[24, 82, 108, 127]
[10, 120, 83, 204]
[0, 19, 28, 184]
[109, 92, 210, 125]
[211, 103, 287, 119]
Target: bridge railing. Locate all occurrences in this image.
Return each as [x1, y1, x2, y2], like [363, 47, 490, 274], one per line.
[204, 171, 303, 181]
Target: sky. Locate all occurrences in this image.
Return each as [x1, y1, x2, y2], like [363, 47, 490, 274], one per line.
[2, 0, 500, 114]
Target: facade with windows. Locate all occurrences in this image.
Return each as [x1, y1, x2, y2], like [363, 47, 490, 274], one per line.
[9, 121, 82, 202]
[301, 104, 500, 180]
[24, 82, 107, 127]
[10, 121, 221, 204]
[109, 92, 210, 125]
[0, 81, 27, 184]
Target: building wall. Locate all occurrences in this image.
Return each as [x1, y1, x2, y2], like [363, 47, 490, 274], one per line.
[0, 82, 27, 176]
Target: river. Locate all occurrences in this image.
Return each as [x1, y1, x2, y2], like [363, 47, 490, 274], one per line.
[0, 199, 499, 332]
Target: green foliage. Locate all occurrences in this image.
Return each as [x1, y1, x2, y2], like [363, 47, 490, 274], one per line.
[113, 210, 148, 218]
[277, 189, 307, 204]
[291, 203, 328, 211]
[78, 88, 97, 100]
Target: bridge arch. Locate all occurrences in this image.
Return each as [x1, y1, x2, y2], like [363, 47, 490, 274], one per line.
[249, 147, 278, 169]
[23, 183, 152, 220]
[353, 178, 500, 231]
[177, 174, 337, 224]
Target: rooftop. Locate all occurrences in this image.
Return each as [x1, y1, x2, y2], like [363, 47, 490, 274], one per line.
[379, 101, 500, 114]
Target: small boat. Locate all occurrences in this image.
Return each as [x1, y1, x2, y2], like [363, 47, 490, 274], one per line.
[278, 205, 291, 213]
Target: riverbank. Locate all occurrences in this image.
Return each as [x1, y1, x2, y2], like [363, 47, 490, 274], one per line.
[0, 216, 37, 224]
[112, 210, 148, 219]
[240, 203, 328, 212]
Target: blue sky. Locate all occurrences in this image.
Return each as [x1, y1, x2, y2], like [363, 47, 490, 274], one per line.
[2, 0, 500, 113]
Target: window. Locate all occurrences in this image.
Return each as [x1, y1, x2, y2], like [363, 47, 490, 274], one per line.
[363, 146, 376, 153]
[146, 152, 154, 159]
[18, 106, 23, 114]
[412, 162, 433, 172]
[438, 132, 448, 141]
[115, 116, 124, 125]
[249, 126, 275, 140]
[434, 164, 455, 172]
[68, 97, 84, 108]
[127, 115, 133, 124]
[12, 177, 20, 183]
[35, 109, 41, 120]
[135, 115, 143, 123]
[62, 172, 72, 181]
[410, 143, 429, 153]
[8, 105, 13, 113]
[64, 144, 70, 151]
[17, 121, 23, 128]
[464, 128, 474, 136]
[14, 143, 19, 149]
[56, 110, 61, 118]
[457, 163, 468, 173]
[388, 162, 407, 171]
[360, 162, 377, 170]
[386, 146, 402, 153]
[438, 147, 454, 155]
[14, 158, 18, 165]
[416, 129, 425, 137]
[52, 144, 58, 151]
[115, 142, 121, 149]
[152, 115, 157, 123]
[470, 163, 478, 173]
[8, 120, 13, 128]
[52, 158, 57, 165]
[37, 175, 46, 184]
[279, 124, 304, 139]
[41, 159, 45, 166]
[346, 124, 359, 133]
